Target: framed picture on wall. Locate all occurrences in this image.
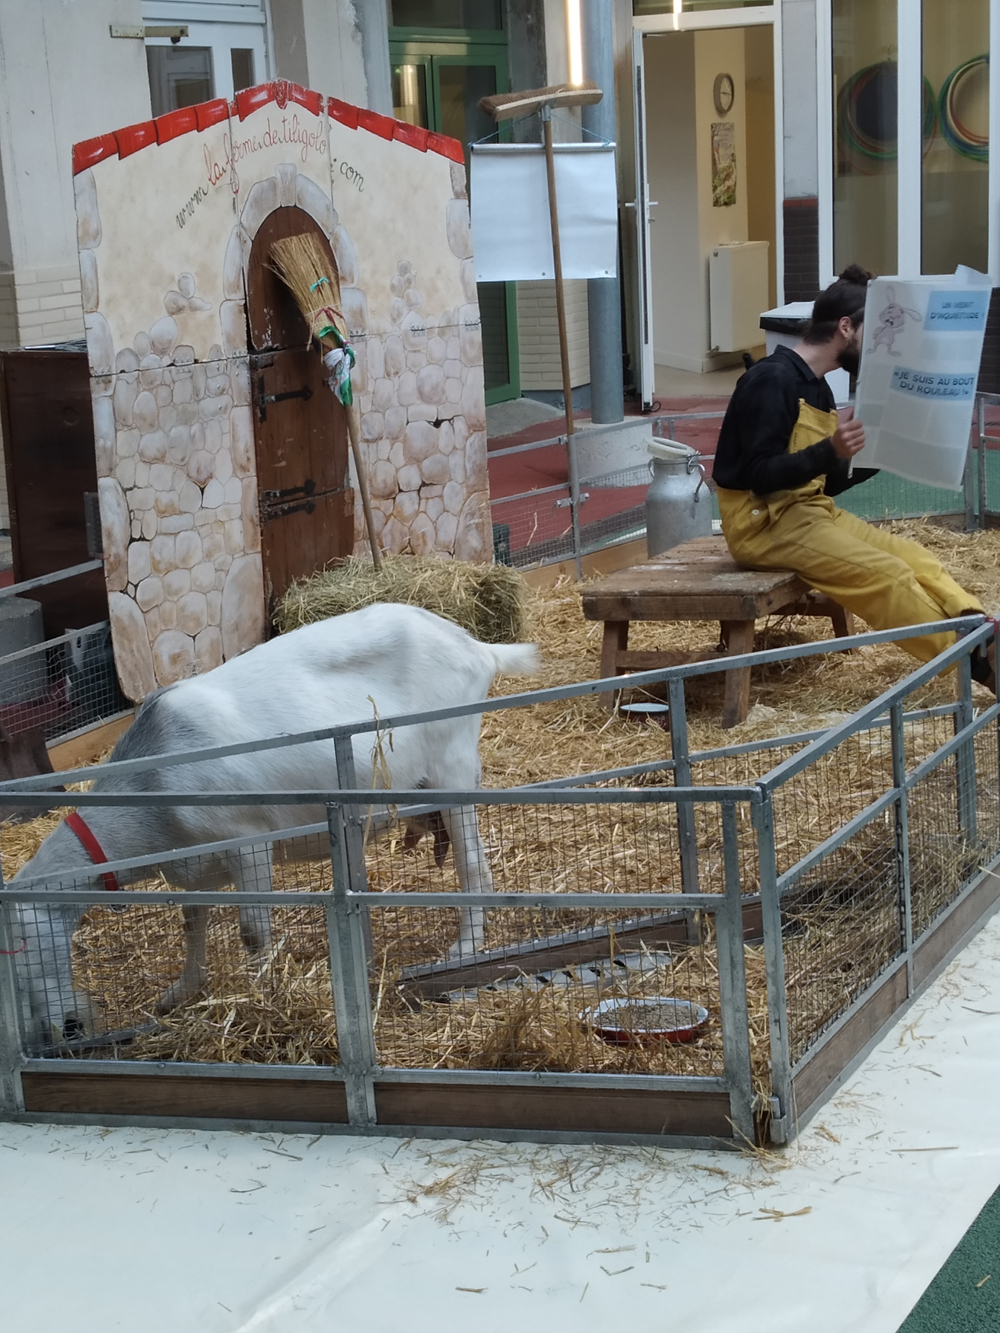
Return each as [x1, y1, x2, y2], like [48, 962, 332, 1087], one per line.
[711, 121, 736, 208]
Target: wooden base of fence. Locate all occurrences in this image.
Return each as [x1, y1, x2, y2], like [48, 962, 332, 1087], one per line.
[18, 1070, 733, 1141]
[47, 711, 134, 770]
[791, 866, 1000, 1136]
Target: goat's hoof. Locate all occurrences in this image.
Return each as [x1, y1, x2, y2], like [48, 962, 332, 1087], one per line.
[62, 1014, 87, 1040]
[156, 977, 205, 1013]
[240, 927, 269, 953]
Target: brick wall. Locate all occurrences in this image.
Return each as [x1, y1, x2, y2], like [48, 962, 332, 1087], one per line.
[516, 279, 591, 390]
[0, 272, 15, 347]
[1, 264, 85, 348]
[782, 197, 820, 303]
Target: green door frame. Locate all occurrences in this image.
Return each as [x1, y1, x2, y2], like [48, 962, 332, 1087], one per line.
[389, 33, 520, 405]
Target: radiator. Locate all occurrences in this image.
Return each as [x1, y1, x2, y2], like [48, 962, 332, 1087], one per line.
[709, 242, 770, 352]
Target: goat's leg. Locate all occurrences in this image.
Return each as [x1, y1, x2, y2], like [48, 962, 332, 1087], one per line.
[229, 844, 275, 953]
[157, 905, 209, 1012]
[440, 804, 493, 958]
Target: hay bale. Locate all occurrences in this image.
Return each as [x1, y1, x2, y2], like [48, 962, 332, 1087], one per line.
[274, 554, 528, 644]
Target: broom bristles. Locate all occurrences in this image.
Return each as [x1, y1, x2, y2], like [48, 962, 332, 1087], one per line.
[269, 233, 347, 347]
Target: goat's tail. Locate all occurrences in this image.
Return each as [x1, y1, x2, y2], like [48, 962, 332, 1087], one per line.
[488, 642, 541, 677]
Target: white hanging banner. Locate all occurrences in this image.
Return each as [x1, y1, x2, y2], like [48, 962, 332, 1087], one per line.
[854, 268, 992, 491]
[469, 142, 618, 283]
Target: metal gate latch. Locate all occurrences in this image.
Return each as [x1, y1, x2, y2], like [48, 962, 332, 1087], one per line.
[261, 478, 320, 520]
[256, 380, 314, 422]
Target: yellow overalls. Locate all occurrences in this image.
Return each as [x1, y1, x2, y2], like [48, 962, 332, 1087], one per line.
[716, 399, 982, 664]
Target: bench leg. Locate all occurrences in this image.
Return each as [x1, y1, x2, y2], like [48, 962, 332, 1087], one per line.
[599, 620, 629, 711]
[721, 619, 754, 729]
[829, 603, 855, 639]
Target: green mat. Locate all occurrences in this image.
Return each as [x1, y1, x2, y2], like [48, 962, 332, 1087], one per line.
[900, 1184, 1000, 1331]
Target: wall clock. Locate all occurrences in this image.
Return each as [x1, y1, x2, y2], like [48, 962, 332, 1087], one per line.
[713, 72, 735, 115]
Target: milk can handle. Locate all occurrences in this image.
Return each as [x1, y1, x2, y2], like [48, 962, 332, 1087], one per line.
[687, 453, 708, 500]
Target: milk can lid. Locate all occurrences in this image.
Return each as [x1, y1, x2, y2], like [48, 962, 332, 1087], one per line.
[648, 437, 700, 462]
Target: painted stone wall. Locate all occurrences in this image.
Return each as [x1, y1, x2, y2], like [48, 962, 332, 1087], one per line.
[73, 83, 489, 702]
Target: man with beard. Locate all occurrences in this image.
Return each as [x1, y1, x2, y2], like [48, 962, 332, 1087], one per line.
[712, 264, 994, 688]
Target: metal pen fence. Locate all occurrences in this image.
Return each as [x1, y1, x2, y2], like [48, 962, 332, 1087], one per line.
[490, 393, 1000, 574]
[0, 616, 996, 1145]
[0, 560, 129, 746]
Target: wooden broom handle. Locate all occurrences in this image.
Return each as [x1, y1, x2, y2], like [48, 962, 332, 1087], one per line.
[347, 406, 383, 570]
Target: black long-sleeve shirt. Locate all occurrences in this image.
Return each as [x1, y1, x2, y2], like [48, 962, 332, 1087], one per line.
[712, 345, 876, 497]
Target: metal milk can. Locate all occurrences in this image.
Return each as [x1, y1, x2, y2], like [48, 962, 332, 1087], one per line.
[645, 437, 712, 557]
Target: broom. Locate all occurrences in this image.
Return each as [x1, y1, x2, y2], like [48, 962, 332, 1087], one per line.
[269, 233, 382, 569]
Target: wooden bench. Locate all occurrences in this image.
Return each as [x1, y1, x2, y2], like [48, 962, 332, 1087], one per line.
[581, 536, 854, 728]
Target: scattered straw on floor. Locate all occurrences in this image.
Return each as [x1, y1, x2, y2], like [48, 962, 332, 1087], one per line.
[275, 553, 528, 644]
[6, 521, 998, 1097]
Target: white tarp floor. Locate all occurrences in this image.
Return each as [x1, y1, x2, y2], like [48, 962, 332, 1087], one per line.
[6, 913, 1000, 1333]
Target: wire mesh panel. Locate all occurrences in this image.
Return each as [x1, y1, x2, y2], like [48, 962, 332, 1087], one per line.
[0, 622, 128, 743]
[372, 904, 729, 1079]
[577, 463, 649, 555]
[364, 802, 687, 905]
[490, 483, 575, 568]
[5, 827, 339, 1064]
[0, 622, 996, 1146]
[779, 813, 904, 1065]
[907, 756, 983, 940]
[768, 725, 895, 881]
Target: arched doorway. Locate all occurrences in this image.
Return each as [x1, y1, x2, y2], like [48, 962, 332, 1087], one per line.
[246, 205, 354, 621]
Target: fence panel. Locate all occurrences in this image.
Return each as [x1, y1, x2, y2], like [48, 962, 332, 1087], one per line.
[0, 620, 997, 1146]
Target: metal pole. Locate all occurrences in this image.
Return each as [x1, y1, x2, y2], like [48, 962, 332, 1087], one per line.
[979, 394, 989, 529]
[0, 863, 24, 1115]
[964, 430, 977, 532]
[955, 648, 978, 844]
[667, 677, 700, 905]
[754, 792, 792, 1144]
[890, 701, 914, 995]
[326, 801, 377, 1129]
[358, 0, 393, 117]
[566, 431, 585, 579]
[335, 735, 373, 957]
[542, 107, 577, 439]
[581, 0, 625, 424]
[716, 802, 755, 1144]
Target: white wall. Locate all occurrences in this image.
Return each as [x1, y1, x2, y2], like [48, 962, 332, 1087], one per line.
[0, 0, 151, 348]
[645, 27, 750, 372]
[0, 0, 150, 277]
[270, 0, 367, 107]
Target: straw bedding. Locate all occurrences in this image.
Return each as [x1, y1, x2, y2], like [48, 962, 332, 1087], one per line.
[4, 521, 998, 1106]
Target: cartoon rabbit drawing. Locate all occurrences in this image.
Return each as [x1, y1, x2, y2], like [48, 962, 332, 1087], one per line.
[870, 285, 922, 356]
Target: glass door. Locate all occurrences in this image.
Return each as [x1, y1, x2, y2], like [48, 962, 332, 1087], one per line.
[823, 0, 996, 282]
[145, 21, 266, 114]
[390, 43, 520, 404]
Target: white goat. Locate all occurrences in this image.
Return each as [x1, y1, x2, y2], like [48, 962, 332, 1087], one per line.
[9, 604, 538, 1046]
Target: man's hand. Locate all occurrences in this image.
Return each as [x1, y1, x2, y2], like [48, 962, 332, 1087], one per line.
[831, 417, 865, 459]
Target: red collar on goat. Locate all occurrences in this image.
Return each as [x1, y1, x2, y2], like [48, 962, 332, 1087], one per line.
[64, 812, 120, 893]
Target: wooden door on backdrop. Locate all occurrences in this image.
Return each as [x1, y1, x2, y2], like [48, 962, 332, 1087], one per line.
[246, 206, 353, 620]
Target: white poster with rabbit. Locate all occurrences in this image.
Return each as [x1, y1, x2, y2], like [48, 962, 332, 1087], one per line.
[853, 269, 992, 490]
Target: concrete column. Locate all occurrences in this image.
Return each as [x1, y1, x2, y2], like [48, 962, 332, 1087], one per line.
[357, 0, 393, 116]
[581, 0, 624, 422]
